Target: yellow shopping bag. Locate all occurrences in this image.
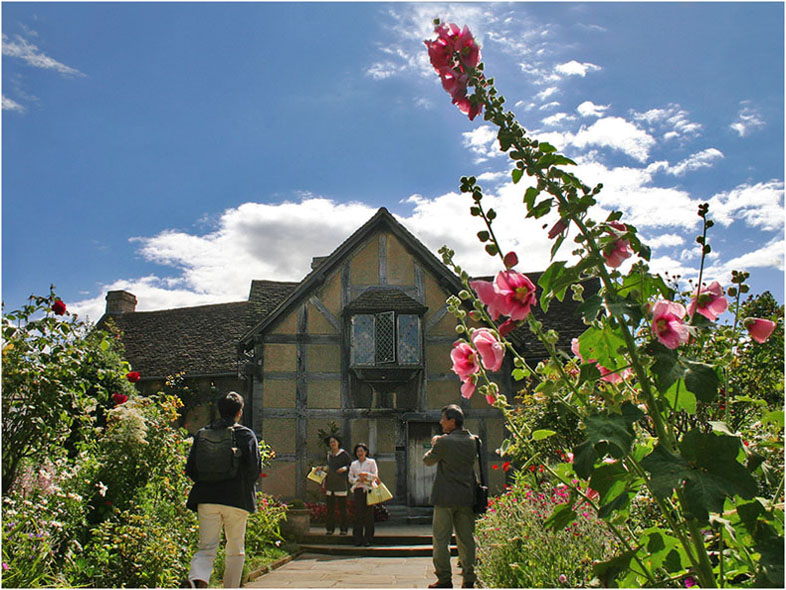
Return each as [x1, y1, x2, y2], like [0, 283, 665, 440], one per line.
[366, 481, 393, 505]
[307, 466, 326, 485]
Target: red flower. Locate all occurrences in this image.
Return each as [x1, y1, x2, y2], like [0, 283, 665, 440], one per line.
[112, 393, 128, 405]
[260, 473, 268, 478]
[126, 371, 141, 383]
[548, 218, 568, 240]
[470, 270, 537, 322]
[492, 464, 499, 470]
[498, 319, 518, 337]
[502, 461, 511, 472]
[602, 222, 633, 268]
[52, 300, 67, 315]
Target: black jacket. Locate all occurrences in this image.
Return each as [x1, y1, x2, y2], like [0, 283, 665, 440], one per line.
[186, 418, 261, 513]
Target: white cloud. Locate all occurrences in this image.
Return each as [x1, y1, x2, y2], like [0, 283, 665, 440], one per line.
[730, 102, 766, 137]
[632, 104, 701, 140]
[2, 33, 84, 76]
[576, 101, 609, 118]
[539, 101, 560, 111]
[2, 95, 25, 112]
[462, 125, 500, 162]
[665, 148, 724, 176]
[365, 62, 401, 80]
[536, 86, 559, 101]
[644, 233, 686, 250]
[542, 112, 575, 127]
[707, 180, 785, 231]
[555, 60, 601, 77]
[571, 117, 656, 162]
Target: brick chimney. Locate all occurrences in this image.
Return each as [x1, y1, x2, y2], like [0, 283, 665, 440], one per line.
[105, 290, 137, 314]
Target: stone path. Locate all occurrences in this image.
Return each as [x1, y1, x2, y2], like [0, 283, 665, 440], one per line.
[245, 553, 465, 588]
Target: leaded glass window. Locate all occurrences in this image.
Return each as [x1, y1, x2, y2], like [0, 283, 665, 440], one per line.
[349, 311, 422, 367]
[351, 314, 375, 365]
[397, 314, 421, 364]
[375, 311, 396, 364]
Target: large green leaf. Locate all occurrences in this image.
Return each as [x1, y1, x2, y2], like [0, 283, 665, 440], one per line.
[641, 430, 758, 522]
[592, 550, 636, 588]
[647, 342, 684, 393]
[572, 403, 643, 479]
[639, 527, 689, 573]
[683, 361, 719, 402]
[664, 381, 697, 414]
[579, 326, 627, 373]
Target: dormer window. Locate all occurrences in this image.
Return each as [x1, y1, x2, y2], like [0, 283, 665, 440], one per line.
[350, 312, 422, 367]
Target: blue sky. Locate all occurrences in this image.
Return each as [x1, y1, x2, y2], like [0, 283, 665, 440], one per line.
[3, 2, 783, 322]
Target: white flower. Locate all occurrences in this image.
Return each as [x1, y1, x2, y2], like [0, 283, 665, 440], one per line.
[96, 481, 108, 497]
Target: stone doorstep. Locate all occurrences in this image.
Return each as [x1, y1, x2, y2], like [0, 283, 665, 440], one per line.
[297, 543, 458, 558]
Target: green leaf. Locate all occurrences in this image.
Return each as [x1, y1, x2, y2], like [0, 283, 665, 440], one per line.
[527, 197, 553, 219]
[523, 187, 539, 209]
[532, 429, 556, 441]
[579, 326, 627, 373]
[577, 294, 603, 322]
[511, 368, 528, 381]
[578, 362, 602, 384]
[592, 550, 636, 588]
[647, 342, 684, 394]
[484, 243, 498, 256]
[639, 527, 688, 572]
[762, 409, 784, 428]
[477, 230, 490, 242]
[664, 381, 697, 414]
[539, 142, 557, 153]
[511, 168, 523, 184]
[589, 462, 628, 506]
[683, 361, 719, 402]
[544, 503, 576, 531]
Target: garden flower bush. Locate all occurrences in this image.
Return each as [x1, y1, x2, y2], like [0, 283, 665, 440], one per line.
[476, 472, 619, 587]
[1, 290, 283, 587]
[425, 20, 784, 588]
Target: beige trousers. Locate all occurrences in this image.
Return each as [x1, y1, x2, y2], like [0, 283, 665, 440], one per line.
[189, 503, 250, 588]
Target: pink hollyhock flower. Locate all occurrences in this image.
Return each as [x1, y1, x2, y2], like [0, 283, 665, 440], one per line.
[471, 328, 505, 372]
[439, 68, 468, 101]
[450, 341, 480, 381]
[52, 300, 67, 315]
[503, 251, 519, 269]
[684, 577, 696, 588]
[688, 280, 728, 321]
[461, 379, 476, 399]
[452, 95, 482, 121]
[602, 222, 633, 268]
[744, 318, 776, 343]
[485, 391, 495, 405]
[494, 270, 537, 321]
[454, 25, 480, 70]
[651, 300, 690, 350]
[112, 393, 128, 405]
[558, 574, 568, 584]
[126, 371, 141, 383]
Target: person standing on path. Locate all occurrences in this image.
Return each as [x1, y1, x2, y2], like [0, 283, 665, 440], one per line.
[186, 392, 262, 588]
[423, 404, 478, 589]
[322, 435, 352, 536]
[348, 442, 379, 546]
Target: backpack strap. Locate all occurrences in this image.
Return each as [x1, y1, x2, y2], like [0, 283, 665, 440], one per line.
[474, 435, 486, 487]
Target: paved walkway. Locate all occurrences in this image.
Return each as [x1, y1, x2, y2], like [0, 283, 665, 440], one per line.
[245, 553, 464, 588]
[245, 524, 467, 588]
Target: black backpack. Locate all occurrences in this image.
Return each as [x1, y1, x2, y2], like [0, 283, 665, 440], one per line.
[193, 423, 241, 483]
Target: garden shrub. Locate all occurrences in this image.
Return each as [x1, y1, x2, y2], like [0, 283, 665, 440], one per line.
[476, 472, 619, 588]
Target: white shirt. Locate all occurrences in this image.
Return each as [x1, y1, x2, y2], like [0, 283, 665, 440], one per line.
[348, 457, 378, 492]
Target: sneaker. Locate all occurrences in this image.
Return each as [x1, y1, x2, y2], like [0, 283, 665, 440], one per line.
[428, 582, 452, 588]
[189, 580, 208, 589]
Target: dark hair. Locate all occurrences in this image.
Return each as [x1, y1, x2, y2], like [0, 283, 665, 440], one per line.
[218, 391, 244, 420]
[353, 442, 370, 457]
[324, 435, 342, 447]
[442, 403, 464, 428]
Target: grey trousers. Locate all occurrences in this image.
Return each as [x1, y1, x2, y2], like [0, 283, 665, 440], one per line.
[432, 505, 476, 585]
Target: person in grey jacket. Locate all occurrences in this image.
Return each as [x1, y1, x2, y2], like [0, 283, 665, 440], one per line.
[423, 404, 478, 589]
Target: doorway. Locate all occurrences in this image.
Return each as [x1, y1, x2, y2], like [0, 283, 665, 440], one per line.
[407, 421, 439, 506]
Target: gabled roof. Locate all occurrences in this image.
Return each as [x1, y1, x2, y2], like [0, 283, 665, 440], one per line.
[238, 207, 464, 348]
[99, 281, 296, 379]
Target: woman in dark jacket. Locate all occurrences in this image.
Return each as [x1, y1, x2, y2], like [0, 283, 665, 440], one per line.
[322, 435, 352, 535]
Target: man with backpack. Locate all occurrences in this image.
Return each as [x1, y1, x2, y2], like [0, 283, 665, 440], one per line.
[186, 391, 261, 588]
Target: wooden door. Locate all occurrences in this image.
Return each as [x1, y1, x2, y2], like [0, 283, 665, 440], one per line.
[408, 422, 438, 506]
